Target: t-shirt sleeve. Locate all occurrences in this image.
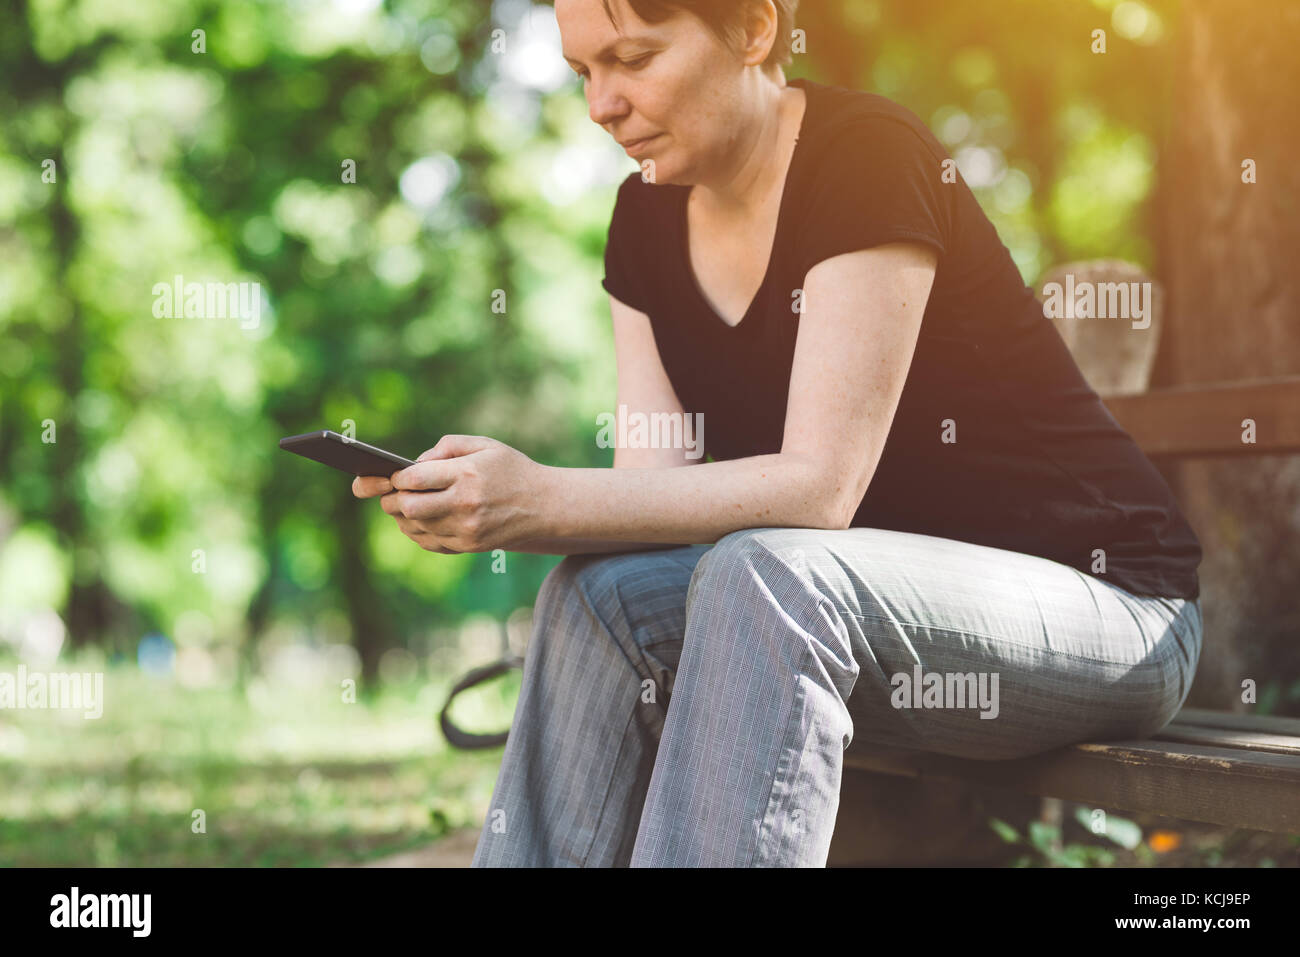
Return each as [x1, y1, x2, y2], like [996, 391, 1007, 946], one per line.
[601, 173, 656, 315]
[793, 115, 953, 279]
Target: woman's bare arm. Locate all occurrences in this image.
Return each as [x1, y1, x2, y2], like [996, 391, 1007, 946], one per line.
[508, 244, 937, 552]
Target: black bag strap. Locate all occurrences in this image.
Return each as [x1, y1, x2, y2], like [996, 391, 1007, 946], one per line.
[439, 655, 525, 750]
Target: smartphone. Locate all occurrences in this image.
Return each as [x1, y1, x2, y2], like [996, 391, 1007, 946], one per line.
[279, 430, 416, 477]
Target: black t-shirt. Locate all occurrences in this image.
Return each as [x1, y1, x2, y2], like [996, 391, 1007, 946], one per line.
[601, 76, 1201, 600]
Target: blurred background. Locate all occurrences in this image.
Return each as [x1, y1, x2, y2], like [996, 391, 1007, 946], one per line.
[1, 0, 1297, 866]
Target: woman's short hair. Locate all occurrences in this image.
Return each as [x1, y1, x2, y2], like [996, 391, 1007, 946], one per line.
[597, 0, 800, 74]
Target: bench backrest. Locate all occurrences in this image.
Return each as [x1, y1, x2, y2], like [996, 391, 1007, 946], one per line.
[1104, 377, 1300, 458]
[1044, 261, 1300, 459]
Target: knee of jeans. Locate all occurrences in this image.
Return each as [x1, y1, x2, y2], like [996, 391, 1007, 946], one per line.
[686, 527, 832, 624]
[533, 553, 637, 639]
[687, 529, 859, 698]
[688, 528, 765, 603]
[690, 527, 820, 589]
[534, 555, 597, 623]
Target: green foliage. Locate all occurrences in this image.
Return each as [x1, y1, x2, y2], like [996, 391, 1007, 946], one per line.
[1, 0, 623, 677]
[794, 0, 1176, 281]
[989, 813, 1124, 868]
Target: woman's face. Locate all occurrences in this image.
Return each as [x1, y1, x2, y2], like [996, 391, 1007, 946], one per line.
[556, 0, 763, 185]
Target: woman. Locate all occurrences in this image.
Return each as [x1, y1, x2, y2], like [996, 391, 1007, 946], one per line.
[355, 0, 1203, 867]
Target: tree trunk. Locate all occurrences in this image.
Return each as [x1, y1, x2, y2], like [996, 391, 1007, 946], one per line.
[1156, 0, 1300, 711]
[47, 145, 112, 652]
[335, 488, 393, 688]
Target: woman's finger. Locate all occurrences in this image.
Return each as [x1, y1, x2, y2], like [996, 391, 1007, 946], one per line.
[394, 516, 422, 539]
[393, 487, 459, 522]
[391, 458, 458, 492]
[394, 516, 461, 554]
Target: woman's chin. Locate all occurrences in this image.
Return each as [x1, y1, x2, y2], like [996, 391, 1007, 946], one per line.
[634, 158, 682, 186]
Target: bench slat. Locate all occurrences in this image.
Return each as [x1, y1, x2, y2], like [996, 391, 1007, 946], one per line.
[1155, 725, 1300, 756]
[843, 738, 1300, 833]
[1171, 707, 1300, 738]
[1101, 375, 1300, 457]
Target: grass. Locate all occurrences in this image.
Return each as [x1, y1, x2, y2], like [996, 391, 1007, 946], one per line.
[0, 654, 519, 866]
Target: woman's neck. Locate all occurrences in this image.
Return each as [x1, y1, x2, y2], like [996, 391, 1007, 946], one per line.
[692, 80, 805, 220]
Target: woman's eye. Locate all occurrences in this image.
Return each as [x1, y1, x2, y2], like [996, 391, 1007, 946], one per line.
[620, 54, 653, 69]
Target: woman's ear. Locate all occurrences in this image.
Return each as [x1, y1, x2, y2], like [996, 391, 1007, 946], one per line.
[735, 0, 781, 69]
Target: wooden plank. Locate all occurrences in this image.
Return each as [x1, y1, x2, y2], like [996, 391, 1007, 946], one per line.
[1170, 707, 1300, 738]
[843, 739, 1300, 833]
[1101, 376, 1300, 457]
[1154, 725, 1300, 756]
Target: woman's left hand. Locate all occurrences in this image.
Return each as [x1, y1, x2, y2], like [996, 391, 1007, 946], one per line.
[368, 435, 547, 554]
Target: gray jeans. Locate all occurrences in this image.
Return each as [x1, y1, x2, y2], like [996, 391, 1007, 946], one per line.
[470, 526, 1202, 867]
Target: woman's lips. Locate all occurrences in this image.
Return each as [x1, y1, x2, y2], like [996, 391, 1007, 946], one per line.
[623, 134, 660, 156]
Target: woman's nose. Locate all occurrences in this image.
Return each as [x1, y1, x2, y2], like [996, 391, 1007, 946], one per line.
[586, 74, 629, 128]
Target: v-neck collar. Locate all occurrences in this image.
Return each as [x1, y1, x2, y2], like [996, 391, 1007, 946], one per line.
[677, 77, 815, 333]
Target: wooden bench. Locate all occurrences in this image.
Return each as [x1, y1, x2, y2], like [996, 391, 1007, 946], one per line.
[833, 362, 1300, 855]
